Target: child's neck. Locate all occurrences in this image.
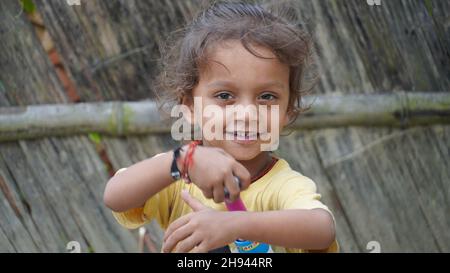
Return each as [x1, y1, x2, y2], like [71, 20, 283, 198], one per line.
[236, 151, 273, 183]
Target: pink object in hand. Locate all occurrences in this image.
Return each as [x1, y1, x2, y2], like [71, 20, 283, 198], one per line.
[224, 176, 247, 211]
[225, 197, 247, 211]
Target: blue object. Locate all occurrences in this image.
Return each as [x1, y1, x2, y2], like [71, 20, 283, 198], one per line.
[234, 239, 272, 253]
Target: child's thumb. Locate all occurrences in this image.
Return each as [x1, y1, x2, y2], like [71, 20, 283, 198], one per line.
[181, 190, 208, 212]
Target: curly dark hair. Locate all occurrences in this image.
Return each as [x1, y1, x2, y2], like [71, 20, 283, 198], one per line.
[154, 1, 317, 127]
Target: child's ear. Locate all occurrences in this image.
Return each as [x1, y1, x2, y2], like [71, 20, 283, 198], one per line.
[282, 109, 293, 127]
[180, 92, 195, 125]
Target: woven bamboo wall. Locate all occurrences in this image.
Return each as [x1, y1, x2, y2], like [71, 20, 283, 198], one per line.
[0, 0, 449, 252]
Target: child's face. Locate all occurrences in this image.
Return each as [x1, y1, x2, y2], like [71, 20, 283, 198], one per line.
[188, 40, 291, 161]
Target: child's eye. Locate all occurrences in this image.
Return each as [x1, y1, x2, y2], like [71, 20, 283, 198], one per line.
[259, 93, 277, 101]
[215, 92, 233, 100]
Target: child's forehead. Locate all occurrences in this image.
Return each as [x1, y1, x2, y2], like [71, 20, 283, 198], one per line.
[199, 40, 289, 84]
[205, 40, 276, 65]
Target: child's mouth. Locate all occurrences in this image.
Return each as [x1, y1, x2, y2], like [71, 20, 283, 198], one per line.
[225, 131, 259, 142]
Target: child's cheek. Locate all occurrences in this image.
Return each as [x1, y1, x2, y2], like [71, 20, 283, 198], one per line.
[201, 105, 227, 140]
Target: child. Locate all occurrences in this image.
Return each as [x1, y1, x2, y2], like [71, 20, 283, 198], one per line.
[104, 1, 338, 253]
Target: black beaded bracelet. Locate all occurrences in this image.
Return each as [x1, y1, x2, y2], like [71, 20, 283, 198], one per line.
[170, 146, 184, 181]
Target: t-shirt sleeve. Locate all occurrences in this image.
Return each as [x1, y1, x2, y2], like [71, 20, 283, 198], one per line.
[277, 176, 331, 213]
[111, 173, 180, 230]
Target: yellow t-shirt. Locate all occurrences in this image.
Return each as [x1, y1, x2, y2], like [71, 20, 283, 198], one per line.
[112, 156, 339, 253]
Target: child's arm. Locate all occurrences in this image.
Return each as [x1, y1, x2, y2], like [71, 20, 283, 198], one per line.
[234, 209, 336, 250]
[103, 148, 185, 212]
[162, 191, 336, 252]
[104, 145, 252, 212]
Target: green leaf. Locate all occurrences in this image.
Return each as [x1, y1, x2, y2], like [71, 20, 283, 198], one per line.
[21, 0, 36, 14]
[88, 133, 102, 145]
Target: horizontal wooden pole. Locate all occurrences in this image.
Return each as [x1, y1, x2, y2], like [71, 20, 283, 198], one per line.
[0, 92, 449, 142]
[292, 92, 450, 129]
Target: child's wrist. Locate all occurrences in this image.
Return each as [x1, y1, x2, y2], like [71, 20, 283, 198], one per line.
[181, 141, 201, 183]
[176, 144, 188, 173]
[228, 211, 251, 240]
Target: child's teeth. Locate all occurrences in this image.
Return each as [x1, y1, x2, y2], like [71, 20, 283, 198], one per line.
[234, 132, 257, 139]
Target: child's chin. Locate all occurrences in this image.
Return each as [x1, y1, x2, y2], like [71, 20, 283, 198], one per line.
[234, 154, 260, 161]
[225, 147, 261, 161]
[204, 140, 262, 160]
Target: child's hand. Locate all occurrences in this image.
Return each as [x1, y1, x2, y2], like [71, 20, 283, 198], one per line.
[162, 190, 242, 253]
[187, 146, 251, 203]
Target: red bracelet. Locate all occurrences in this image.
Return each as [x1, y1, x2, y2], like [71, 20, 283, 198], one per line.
[181, 140, 201, 183]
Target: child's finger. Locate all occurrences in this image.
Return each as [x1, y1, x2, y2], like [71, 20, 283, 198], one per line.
[223, 172, 240, 202]
[190, 242, 208, 253]
[163, 213, 191, 242]
[174, 234, 202, 253]
[163, 224, 193, 253]
[181, 190, 208, 211]
[232, 161, 251, 190]
[213, 184, 225, 203]
[201, 188, 213, 199]
[114, 167, 127, 176]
